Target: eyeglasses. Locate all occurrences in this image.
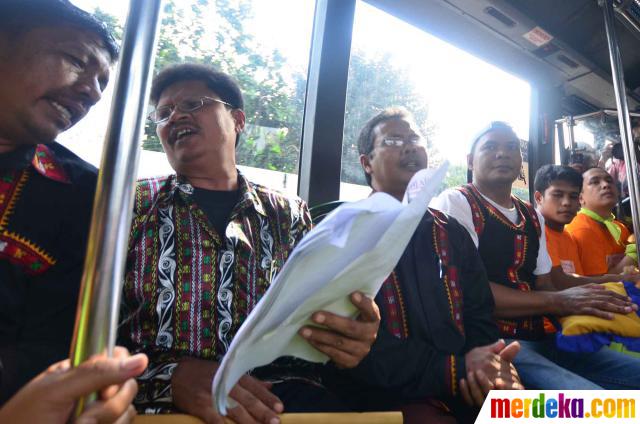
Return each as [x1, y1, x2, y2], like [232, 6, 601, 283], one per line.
[148, 96, 233, 124]
[378, 137, 425, 148]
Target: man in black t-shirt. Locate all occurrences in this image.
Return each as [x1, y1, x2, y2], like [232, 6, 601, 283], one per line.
[121, 63, 381, 422]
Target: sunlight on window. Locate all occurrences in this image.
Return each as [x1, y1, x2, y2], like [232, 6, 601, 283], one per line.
[339, 1, 531, 201]
[62, 0, 314, 196]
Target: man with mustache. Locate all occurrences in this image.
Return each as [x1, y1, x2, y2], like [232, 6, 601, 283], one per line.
[566, 167, 636, 275]
[324, 109, 522, 424]
[430, 122, 640, 390]
[0, 0, 118, 402]
[120, 63, 380, 424]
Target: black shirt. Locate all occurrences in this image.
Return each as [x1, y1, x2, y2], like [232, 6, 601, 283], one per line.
[325, 209, 498, 416]
[0, 142, 97, 402]
[192, 187, 240, 236]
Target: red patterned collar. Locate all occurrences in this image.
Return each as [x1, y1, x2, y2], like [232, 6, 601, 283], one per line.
[30, 144, 71, 184]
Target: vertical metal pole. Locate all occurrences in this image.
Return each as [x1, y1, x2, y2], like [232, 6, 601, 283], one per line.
[556, 122, 567, 165]
[601, 0, 640, 256]
[69, 0, 164, 412]
[567, 116, 576, 150]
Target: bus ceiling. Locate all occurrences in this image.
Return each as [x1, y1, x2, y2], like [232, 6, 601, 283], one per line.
[365, 0, 640, 114]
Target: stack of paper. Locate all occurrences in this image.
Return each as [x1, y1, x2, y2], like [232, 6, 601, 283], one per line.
[212, 163, 449, 414]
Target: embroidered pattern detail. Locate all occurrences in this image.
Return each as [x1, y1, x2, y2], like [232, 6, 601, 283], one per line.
[380, 271, 409, 339]
[446, 354, 458, 396]
[0, 169, 56, 274]
[432, 210, 465, 335]
[155, 205, 176, 348]
[461, 184, 529, 232]
[123, 173, 312, 410]
[457, 186, 485, 236]
[32, 144, 71, 183]
[0, 170, 28, 230]
[0, 231, 56, 274]
[460, 184, 544, 340]
[137, 361, 178, 405]
[217, 247, 235, 353]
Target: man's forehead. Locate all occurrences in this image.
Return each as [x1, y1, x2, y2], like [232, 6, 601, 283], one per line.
[548, 181, 580, 193]
[479, 129, 518, 144]
[24, 25, 111, 58]
[374, 117, 417, 136]
[157, 80, 215, 104]
[583, 168, 609, 179]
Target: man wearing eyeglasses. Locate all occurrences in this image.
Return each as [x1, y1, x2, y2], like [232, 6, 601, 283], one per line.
[120, 63, 380, 423]
[323, 108, 522, 423]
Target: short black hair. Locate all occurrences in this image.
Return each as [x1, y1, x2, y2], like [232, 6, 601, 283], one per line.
[150, 63, 244, 109]
[469, 121, 517, 155]
[357, 107, 414, 186]
[467, 121, 518, 183]
[534, 164, 582, 194]
[0, 0, 119, 62]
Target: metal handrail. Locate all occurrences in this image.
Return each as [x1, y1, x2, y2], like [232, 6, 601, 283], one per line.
[601, 0, 640, 256]
[69, 0, 164, 413]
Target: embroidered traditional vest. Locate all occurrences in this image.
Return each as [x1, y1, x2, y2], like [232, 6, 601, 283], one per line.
[457, 184, 544, 340]
[378, 209, 463, 395]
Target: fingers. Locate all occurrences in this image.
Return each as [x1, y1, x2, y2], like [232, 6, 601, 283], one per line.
[307, 311, 374, 341]
[590, 299, 634, 315]
[350, 292, 381, 324]
[47, 358, 71, 374]
[238, 375, 283, 414]
[229, 382, 280, 424]
[77, 378, 139, 424]
[488, 339, 506, 354]
[498, 341, 520, 362]
[459, 378, 474, 407]
[302, 334, 361, 368]
[467, 371, 487, 406]
[474, 369, 495, 394]
[57, 353, 148, 401]
[580, 307, 614, 320]
[300, 326, 369, 362]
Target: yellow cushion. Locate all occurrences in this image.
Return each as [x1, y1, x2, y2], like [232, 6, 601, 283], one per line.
[559, 282, 640, 337]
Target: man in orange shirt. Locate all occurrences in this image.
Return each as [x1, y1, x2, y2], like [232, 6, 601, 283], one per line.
[534, 165, 637, 287]
[566, 167, 636, 276]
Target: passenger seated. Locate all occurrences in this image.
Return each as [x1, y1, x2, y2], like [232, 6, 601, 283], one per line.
[566, 167, 636, 275]
[324, 109, 522, 424]
[119, 64, 380, 423]
[0, 0, 117, 402]
[533, 164, 638, 288]
[0, 347, 147, 424]
[430, 121, 640, 390]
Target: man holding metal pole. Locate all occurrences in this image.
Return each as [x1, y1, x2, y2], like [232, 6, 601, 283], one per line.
[0, 2, 147, 418]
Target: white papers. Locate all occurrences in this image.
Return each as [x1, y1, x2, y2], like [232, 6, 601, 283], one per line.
[211, 163, 449, 414]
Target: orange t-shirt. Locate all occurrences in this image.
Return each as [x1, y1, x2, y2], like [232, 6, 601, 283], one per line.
[545, 226, 585, 275]
[565, 213, 630, 276]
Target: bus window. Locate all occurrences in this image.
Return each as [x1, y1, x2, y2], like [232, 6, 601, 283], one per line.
[338, 1, 531, 201]
[61, 0, 315, 196]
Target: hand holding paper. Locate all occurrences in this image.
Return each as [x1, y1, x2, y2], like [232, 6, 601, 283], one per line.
[299, 290, 380, 369]
[212, 163, 449, 415]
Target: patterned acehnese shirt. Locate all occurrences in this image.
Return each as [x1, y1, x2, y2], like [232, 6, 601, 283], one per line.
[120, 172, 312, 412]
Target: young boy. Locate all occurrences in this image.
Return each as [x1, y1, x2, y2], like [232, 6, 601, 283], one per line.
[534, 165, 637, 288]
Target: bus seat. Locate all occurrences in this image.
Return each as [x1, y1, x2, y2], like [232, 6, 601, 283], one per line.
[134, 412, 403, 423]
[309, 200, 344, 224]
